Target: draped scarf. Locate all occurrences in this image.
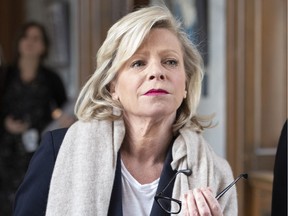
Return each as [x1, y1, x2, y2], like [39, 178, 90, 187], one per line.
[46, 119, 237, 216]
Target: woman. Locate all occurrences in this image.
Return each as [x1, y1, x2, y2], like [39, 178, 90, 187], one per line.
[0, 21, 67, 138]
[14, 6, 237, 216]
[0, 22, 67, 215]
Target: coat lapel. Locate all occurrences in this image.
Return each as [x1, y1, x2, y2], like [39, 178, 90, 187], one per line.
[108, 153, 123, 216]
[150, 147, 177, 216]
[108, 148, 176, 216]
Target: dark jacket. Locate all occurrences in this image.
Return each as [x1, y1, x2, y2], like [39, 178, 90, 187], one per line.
[0, 65, 67, 216]
[13, 128, 177, 216]
[271, 120, 287, 216]
[0, 64, 67, 133]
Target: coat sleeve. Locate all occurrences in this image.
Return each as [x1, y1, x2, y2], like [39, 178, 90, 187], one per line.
[13, 129, 66, 216]
[217, 159, 238, 216]
[206, 145, 238, 216]
[271, 120, 287, 216]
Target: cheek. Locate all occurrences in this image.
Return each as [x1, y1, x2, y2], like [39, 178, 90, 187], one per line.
[18, 40, 26, 53]
[175, 74, 186, 92]
[114, 78, 133, 100]
[115, 86, 135, 111]
[36, 42, 46, 54]
[115, 73, 142, 95]
[118, 84, 137, 101]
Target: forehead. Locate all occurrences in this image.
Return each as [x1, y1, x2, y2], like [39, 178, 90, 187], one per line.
[136, 28, 183, 54]
[24, 26, 43, 37]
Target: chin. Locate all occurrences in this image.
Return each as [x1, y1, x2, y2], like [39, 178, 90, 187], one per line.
[141, 109, 176, 119]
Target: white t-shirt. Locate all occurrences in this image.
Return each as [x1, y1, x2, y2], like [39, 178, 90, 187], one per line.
[121, 160, 159, 216]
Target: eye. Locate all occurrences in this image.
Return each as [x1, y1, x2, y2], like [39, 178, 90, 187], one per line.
[164, 59, 179, 67]
[131, 60, 146, 68]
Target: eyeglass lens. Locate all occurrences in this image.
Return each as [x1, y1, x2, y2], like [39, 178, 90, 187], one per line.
[156, 197, 181, 214]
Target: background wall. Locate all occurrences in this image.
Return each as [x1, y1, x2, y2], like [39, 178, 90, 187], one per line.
[198, 0, 227, 158]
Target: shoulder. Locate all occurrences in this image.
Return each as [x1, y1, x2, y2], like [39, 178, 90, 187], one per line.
[193, 133, 237, 212]
[175, 128, 233, 173]
[39, 66, 63, 82]
[199, 134, 233, 177]
[178, 128, 234, 181]
[5, 64, 18, 72]
[42, 128, 68, 157]
[2, 64, 18, 80]
[13, 127, 69, 215]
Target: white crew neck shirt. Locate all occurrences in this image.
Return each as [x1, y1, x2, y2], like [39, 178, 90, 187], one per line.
[121, 160, 160, 216]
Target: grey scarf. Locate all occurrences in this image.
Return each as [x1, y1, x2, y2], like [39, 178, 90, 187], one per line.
[46, 119, 237, 215]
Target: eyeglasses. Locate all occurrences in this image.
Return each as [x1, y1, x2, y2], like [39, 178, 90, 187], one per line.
[155, 171, 248, 214]
[154, 169, 192, 214]
[215, 173, 248, 200]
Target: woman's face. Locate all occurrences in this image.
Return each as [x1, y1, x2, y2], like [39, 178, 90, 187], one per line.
[111, 28, 186, 120]
[18, 26, 46, 59]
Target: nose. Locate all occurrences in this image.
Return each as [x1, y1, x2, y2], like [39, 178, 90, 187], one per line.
[148, 62, 166, 81]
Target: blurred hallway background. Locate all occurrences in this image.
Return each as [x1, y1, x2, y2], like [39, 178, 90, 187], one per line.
[0, 0, 287, 215]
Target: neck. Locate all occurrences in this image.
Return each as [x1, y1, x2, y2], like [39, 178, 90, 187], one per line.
[121, 115, 175, 164]
[120, 114, 176, 184]
[18, 57, 40, 82]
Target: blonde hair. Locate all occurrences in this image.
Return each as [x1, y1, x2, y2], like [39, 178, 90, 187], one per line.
[75, 5, 208, 132]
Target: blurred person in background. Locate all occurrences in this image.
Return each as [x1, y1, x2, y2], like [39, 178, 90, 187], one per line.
[0, 44, 6, 113]
[0, 21, 67, 215]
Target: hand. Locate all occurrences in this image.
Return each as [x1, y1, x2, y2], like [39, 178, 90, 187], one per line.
[182, 187, 223, 216]
[4, 116, 29, 134]
[51, 108, 75, 128]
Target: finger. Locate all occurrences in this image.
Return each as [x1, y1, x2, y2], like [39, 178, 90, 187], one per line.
[185, 190, 199, 216]
[202, 188, 223, 215]
[193, 188, 212, 216]
[182, 194, 189, 216]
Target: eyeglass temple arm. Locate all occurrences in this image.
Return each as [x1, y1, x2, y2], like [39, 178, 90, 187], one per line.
[215, 173, 248, 200]
[157, 169, 192, 195]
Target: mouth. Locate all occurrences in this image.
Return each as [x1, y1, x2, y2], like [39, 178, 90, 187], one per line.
[144, 89, 169, 96]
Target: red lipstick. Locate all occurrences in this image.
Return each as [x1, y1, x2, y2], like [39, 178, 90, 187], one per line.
[144, 89, 168, 96]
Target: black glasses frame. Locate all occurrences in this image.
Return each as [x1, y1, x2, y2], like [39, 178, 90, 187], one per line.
[155, 171, 248, 214]
[154, 169, 192, 214]
[215, 173, 248, 200]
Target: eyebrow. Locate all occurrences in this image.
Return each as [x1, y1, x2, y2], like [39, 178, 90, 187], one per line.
[133, 49, 182, 58]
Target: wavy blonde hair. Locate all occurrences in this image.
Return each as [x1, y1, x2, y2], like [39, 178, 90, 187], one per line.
[75, 5, 208, 132]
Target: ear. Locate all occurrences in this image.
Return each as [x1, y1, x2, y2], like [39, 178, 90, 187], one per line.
[109, 81, 119, 100]
[184, 90, 187, 99]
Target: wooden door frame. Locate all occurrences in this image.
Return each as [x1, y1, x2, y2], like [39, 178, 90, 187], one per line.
[76, 0, 133, 88]
[77, 0, 102, 88]
[0, 0, 25, 65]
[226, 0, 287, 215]
[226, 0, 246, 215]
